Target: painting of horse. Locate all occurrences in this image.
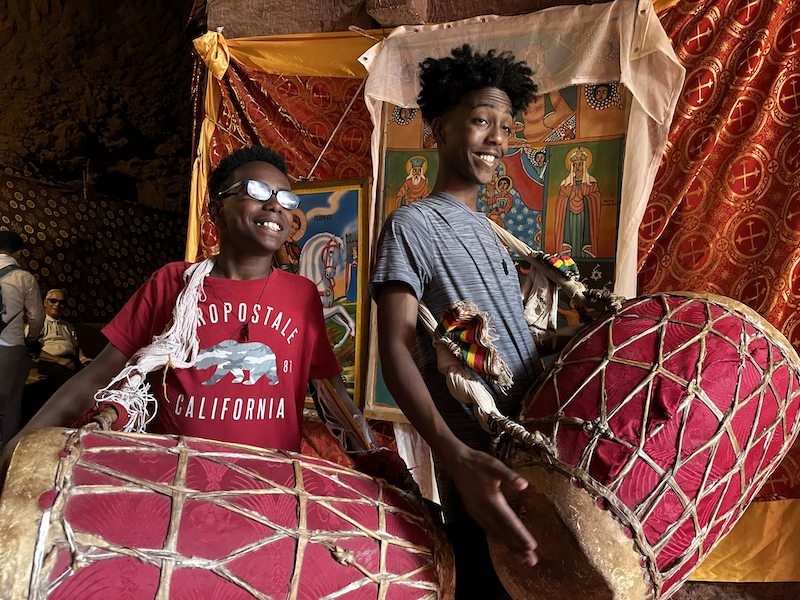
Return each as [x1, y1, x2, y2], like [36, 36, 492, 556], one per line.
[298, 232, 356, 349]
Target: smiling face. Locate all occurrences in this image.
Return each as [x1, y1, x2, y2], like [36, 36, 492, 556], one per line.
[209, 161, 293, 258]
[432, 87, 513, 191]
[44, 290, 66, 319]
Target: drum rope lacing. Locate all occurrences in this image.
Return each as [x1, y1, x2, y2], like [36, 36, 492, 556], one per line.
[515, 293, 800, 598]
[29, 428, 449, 599]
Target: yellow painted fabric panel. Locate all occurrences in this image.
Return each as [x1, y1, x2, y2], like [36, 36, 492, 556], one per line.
[225, 31, 384, 78]
[691, 500, 800, 582]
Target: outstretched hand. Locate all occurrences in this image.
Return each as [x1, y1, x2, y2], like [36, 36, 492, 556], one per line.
[446, 447, 538, 567]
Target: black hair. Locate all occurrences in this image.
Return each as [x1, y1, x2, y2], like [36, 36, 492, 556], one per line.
[417, 44, 537, 123]
[0, 230, 23, 254]
[534, 150, 546, 159]
[208, 146, 289, 200]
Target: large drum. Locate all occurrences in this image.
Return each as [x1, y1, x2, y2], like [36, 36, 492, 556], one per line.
[0, 428, 453, 599]
[491, 292, 800, 599]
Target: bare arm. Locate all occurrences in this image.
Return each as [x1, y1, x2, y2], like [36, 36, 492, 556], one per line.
[23, 278, 44, 341]
[377, 282, 538, 567]
[78, 348, 92, 364]
[39, 349, 75, 370]
[0, 343, 130, 479]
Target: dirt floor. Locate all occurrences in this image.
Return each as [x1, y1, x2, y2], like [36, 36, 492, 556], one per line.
[672, 581, 800, 599]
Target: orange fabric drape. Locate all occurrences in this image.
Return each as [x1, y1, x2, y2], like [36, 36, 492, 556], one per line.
[639, 0, 800, 581]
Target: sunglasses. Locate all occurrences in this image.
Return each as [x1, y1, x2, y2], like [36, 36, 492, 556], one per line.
[217, 180, 301, 210]
[47, 298, 67, 305]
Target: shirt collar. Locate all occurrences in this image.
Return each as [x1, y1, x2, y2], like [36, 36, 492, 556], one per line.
[0, 254, 20, 268]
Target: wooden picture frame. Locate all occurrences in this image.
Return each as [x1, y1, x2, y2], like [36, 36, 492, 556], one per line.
[363, 304, 408, 423]
[275, 178, 371, 407]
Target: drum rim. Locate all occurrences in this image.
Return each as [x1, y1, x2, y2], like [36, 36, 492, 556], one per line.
[0, 427, 456, 600]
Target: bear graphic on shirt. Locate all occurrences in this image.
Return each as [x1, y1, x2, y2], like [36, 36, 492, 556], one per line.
[195, 340, 279, 386]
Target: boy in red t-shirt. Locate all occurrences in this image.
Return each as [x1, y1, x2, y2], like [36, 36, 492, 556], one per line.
[2, 146, 347, 462]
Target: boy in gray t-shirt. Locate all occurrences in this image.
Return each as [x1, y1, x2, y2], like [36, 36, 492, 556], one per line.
[369, 45, 540, 598]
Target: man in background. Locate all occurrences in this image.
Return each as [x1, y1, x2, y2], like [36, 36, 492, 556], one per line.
[0, 230, 44, 448]
[19, 288, 93, 428]
[36, 288, 92, 387]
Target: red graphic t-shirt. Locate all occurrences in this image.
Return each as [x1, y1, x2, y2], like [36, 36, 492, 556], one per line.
[103, 262, 341, 451]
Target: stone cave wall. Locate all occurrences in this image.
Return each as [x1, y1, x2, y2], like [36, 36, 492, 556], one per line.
[0, 0, 196, 212]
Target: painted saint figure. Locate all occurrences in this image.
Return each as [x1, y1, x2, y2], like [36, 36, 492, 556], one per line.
[395, 155, 431, 208]
[346, 246, 358, 303]
[485, 175, 515, 229]
[554, 147, 601, 258]
[478, 162, 504, 207]
[532, 150, 547, 180]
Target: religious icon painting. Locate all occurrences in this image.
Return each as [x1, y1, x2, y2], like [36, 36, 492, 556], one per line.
[276, 178, 371, 406]
[386, 104, 426, 149]
[542, 139, 623, 260]
[543, 138, 624, 327]
[578, 82, 629, 138]
[362, 150, 444, 422]
[381, 150, 440, 222]
[477, 150, 546, 251]
[509, 85, 578, 145]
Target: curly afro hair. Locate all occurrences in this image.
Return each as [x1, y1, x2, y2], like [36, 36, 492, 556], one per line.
[417, 44, 536, 123]
[208, 146, 289, 200]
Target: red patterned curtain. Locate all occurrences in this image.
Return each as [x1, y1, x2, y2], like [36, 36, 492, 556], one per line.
[639, 0, 800, 502]
[195, 55, 372, 260]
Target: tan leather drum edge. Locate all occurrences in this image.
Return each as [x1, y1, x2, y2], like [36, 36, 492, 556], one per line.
[0, 428, 71, 599]
[489, 462, 651, 600]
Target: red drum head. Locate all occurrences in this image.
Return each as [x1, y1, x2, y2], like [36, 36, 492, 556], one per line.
[0, 428, 454, 599]
[514, 293, 800, 599]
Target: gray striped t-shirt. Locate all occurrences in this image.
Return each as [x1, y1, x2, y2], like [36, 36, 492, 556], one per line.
[369, 192, 542, 522]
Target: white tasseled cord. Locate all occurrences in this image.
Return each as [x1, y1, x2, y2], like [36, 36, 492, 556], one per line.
[93, 257, 216, 432]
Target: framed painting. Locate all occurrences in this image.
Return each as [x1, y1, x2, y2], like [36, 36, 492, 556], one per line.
[273, 178, 370, 407]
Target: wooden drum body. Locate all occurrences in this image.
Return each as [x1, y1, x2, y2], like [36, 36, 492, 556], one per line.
[0, 429, 453, 599]
[493, 292, 800, 599]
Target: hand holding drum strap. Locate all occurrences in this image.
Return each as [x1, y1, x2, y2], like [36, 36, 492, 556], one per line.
[66, 403, 127, 431]
[310, 378, 376, 454]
